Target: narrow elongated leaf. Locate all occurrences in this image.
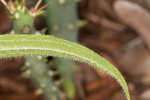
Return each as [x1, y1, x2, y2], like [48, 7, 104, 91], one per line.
[0, 34, 130, 100]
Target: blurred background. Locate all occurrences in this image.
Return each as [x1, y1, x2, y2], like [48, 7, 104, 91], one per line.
[0, 0, 150, 100]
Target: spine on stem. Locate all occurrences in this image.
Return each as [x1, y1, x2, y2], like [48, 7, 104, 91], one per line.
[45, 0, 80, 99]
[1, 0, 60, 100]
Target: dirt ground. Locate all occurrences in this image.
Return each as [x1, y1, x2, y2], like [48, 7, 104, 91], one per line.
[0, 0, 150, 100]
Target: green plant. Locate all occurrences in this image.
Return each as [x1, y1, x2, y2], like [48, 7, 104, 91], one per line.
[44, 0, 79, 99]
[0, 34, 130, 100]
[0, 0, 130, 100]
[1, 0, 60, 100]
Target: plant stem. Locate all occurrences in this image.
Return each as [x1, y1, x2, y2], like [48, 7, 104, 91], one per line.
[45, 0, 79, 99]
[12, 4, 60, 100]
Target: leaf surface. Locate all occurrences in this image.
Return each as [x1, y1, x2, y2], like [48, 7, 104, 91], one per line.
[0, 34, 130, 100]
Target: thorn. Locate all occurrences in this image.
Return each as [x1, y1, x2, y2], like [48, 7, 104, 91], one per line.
[0, 0, 8, 6]
[36, 3, 50, 12]
[31, 2, 50, 13]
[34, 0, 42, 10]
[8, 0, 16, 12]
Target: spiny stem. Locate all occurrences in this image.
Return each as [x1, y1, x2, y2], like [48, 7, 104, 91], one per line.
[7, 1, 61, 100]
[45, 0, 79, 99]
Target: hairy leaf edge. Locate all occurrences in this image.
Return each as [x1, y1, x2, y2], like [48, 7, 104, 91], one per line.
[0, 34, 130, 100]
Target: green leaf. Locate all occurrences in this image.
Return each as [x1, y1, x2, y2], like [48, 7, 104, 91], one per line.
[0, 34, 130, 100]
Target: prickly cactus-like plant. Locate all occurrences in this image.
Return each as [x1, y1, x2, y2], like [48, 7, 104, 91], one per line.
[1, 0, 60, 100]
[44, 0, 79, 99]
[0, 0, 130, 100]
